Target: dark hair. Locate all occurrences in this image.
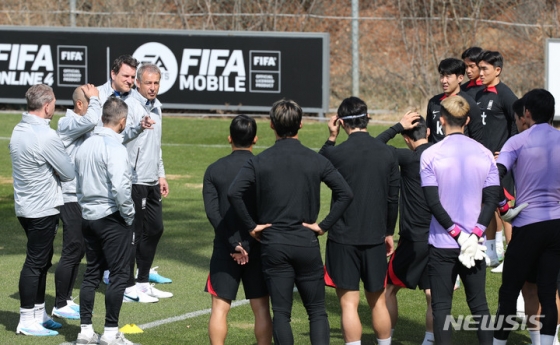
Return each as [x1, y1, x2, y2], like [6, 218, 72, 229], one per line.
[438, 58, 466, 76]
[111, 55, 139, 75]
[440, 96, 470, 128]
[523, 89, 555, 124]
[269, 99, 302, 138]
[512, 98, 524, 119]
[461, 47, 484, 62]
[402, 116, 427, 141]
[337, 96, 369, 129]
[102, 96, 128, 126]
[230, 115, 257, 148]
[478, 51, 503, 69]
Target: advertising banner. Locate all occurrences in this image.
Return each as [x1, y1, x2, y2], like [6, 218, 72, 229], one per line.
[0, 26, 329, 114]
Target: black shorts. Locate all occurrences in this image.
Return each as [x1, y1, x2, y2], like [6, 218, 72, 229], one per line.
[386, 238, 429, 290]
[325, 239, 387, 292]
[204, 245, 268, 301]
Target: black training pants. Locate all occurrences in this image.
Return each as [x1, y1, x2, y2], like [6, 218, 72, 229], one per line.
[494, 219, 560, 340]
[54, 202, 85, 308]
[428, 246, 492, 345]
[261, 243, 329, 345]
[127, 184, 164, 286]
[80, 212, 132, 327]
[18, 215, 58, 309]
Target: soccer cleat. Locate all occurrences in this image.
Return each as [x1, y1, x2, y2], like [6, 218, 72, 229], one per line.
[100, 331, 141, 345]
[42, 317, 62, 330]
[16, 321, 59, 336]
[52, 304, 80, 320]
[123, 289, 159, 303]
[148, 266, 172, 284]
[491, 262, 504, 273]
[77, 332, 101, 344]
[138, 283, 173, 299]
[67, 299, 80, 313]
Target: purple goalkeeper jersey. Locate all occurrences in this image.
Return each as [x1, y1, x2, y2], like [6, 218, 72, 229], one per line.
[497, 123, 560, 227]
[420, 134, 500, 248]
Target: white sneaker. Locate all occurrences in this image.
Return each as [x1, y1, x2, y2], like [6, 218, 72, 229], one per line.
[491, 262, 504, 273]
[100, 331, 140, 345]
[123, 288, 159, 303]
[16, 320, 58, 336]
[137, 283, 173, 299]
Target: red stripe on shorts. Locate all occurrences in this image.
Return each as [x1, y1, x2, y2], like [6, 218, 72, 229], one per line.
[323, 266, 337, 288]
[205, 274, 218, 296]
[387, 250, 407, 288]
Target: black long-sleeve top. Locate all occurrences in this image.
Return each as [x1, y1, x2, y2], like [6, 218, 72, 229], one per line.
[426, 90, 484, 144]
[228, 138, 353, 247]
[377, 123, 432, 241]
[319, 132, 400, 245]
[203, 150, 257, 254]
[474, 82, 518, 153]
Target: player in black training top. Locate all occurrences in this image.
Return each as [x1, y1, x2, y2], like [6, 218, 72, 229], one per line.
[319, 97, 399, 345]
[475, 50, 518, 267]
[426, 58, 483, 144]
[228, 99, 353, 345]
[461, 46, 486, 99]
[203, 115, 272, 345]
[377, 112, 435, 345]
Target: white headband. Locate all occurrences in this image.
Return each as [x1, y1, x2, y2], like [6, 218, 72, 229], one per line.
[338, 113, 368, 120]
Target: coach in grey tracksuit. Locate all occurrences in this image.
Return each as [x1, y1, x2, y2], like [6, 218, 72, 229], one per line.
[75, 97, 135, 341]
[10, 84, 75, 334]
[96, 55, 139, 105]
[53, 84, 101, 317]
[123, 63, 170, 298]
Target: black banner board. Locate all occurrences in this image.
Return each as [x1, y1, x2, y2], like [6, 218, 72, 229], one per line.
[0, 26, 330, 113]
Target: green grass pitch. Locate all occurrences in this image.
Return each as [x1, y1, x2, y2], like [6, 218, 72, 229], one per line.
[0, 113, 533, 344]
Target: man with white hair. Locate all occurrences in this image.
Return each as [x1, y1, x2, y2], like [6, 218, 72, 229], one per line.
[121, 63, 172, 303]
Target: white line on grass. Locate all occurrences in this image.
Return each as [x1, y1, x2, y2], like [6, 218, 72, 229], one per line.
[139, 299, 250, 330]
[58, 288, 299, 344]
[57, 300, 250, 345]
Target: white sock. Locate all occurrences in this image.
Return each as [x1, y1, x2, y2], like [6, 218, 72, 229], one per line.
[377, 337, 391, 345]
[19, 307, 34, 326]
[496, 231, 503, 244]
[345, 341, 361, 345]
[541, 334, 555, 345]
[554, 325, 560, 345]
[493, 338, 507, 345]
[34, 303, 48, 323]
[422, 331, 434, 345]
[487, 240, 497, 256]
[530, 330, 541, 345]
[80, 324, 94, 337]
[103, 326, 118, 340]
